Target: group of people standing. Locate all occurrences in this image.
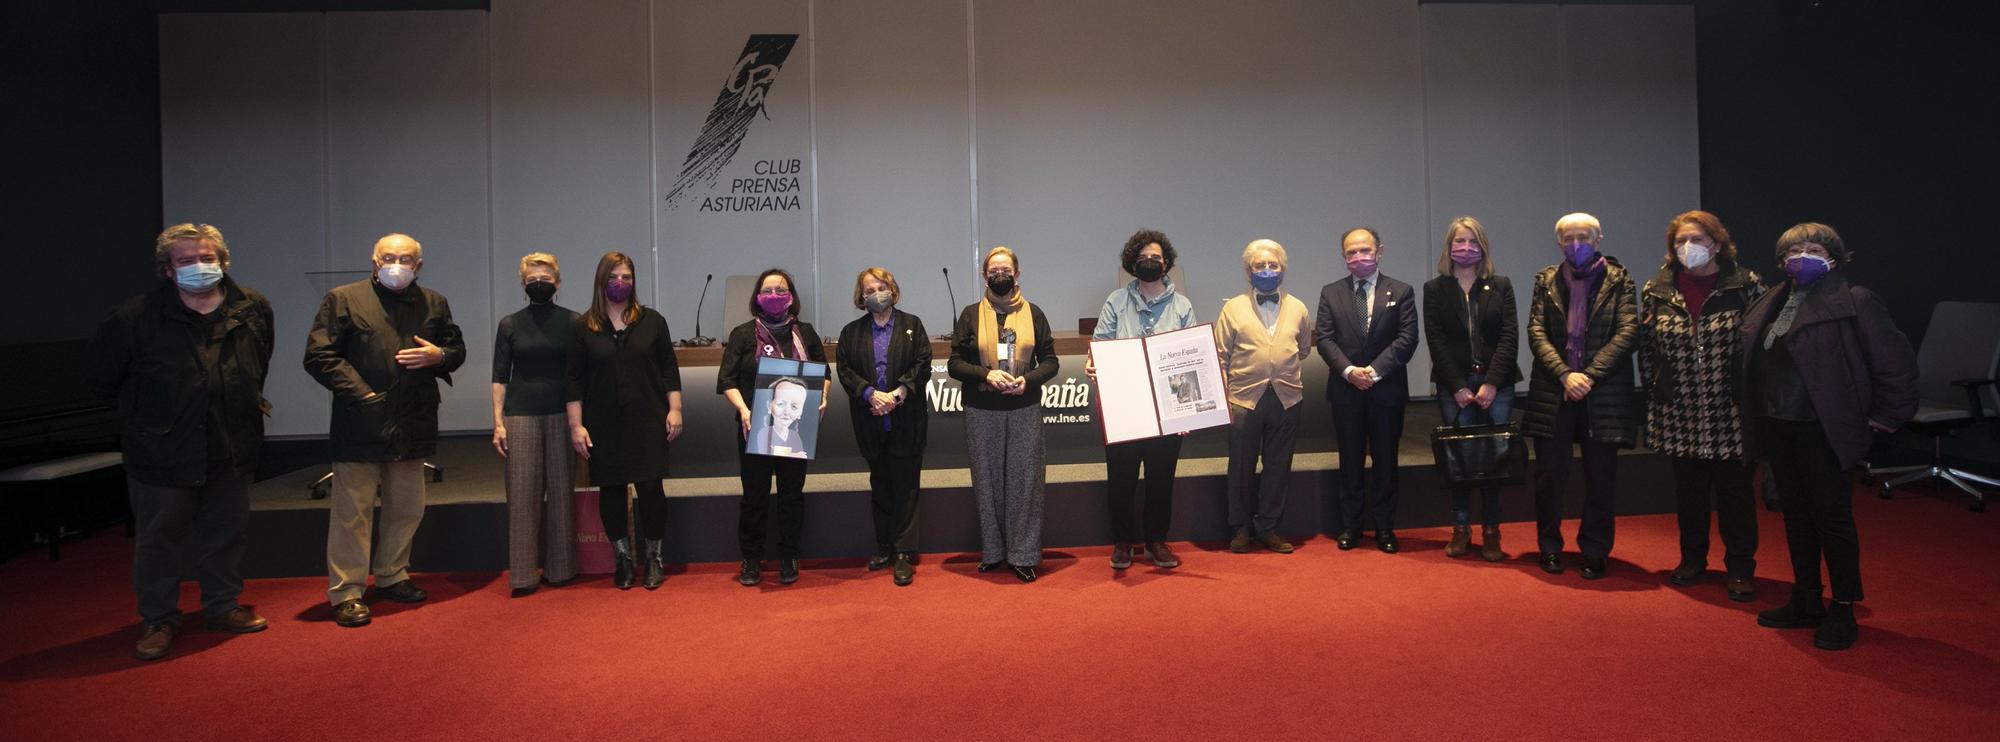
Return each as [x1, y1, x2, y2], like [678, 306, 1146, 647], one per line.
[87, 208, 1916, 661]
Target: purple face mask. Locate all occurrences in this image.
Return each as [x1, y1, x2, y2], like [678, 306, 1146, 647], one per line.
[756, 292, 792, 317]
[1563, 240, 1598, 268]
[603, 279, 633, 303]
[1450, 246, 1483, 267]
[1784, 254, 1833, 286]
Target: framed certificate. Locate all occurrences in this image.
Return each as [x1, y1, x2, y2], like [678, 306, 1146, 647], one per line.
[1089, 323, 1231, 444]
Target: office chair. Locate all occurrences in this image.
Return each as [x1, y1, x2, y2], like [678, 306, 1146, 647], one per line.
[1869, 301, 2000, 511]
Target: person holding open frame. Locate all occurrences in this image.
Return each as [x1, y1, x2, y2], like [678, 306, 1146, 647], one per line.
[1085, 229, 1197, 571]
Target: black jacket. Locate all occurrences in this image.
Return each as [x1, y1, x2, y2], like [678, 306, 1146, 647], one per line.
[1520, 258, 1641, 446]
[84, 277, 274, 486]
[717, 319, 828, 399]
[1421, 273, 1522, 393]
[948, 302, 1059, 412]
[304, 279, 467, 462]
[1314, 274, 1420, 406]
[835, 310, 933, 459]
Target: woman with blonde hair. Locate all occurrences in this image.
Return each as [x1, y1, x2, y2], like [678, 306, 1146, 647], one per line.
[1421, 217, 1521, 560]
[835, 267, 933, 585]
[492, 252, 579, 595]
[949, 247, 1059, 582]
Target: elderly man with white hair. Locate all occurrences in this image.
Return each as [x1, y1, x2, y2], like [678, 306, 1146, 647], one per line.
[304, 232, 466, 627]
[1521, 213, 1641, 580]
[1215, 239, 1315, 554]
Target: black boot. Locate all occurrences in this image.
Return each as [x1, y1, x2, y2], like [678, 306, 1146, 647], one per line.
[643, 539, 665, 590]
[1814, 601, 1858, 650]
[1757, 592, 1827, 629]
[611, 538, 635, 590]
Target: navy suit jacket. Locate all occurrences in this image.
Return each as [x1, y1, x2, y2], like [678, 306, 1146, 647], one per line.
[1315, 273, 1419, 406]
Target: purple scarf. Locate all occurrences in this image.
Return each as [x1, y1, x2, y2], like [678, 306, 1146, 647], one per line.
[753, 314, 805, 359]
[1560, 256, 1607, 370]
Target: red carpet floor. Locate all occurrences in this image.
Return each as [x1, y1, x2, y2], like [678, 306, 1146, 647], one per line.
[2, 482, 1996, 740]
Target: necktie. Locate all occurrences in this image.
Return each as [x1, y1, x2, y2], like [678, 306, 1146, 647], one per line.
[1353, 279, 1369, 328]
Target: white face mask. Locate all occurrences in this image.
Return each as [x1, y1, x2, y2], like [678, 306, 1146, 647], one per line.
[1676, 242, 1713, 271]
[376, 263, 414, 291]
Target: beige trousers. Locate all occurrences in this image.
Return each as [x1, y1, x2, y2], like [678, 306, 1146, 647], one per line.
[326, 459, 426, 604]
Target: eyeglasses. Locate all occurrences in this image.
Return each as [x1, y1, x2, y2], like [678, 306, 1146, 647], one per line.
[984, 269, 1015, 278]
[376, 254, 420, 267]
[758, 287, 792, 296]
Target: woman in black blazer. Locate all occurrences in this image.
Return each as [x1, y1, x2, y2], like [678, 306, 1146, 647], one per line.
[1422, 216, 1522, 561]
[834, 268, 933, 586]
[718, 267, 828, 588]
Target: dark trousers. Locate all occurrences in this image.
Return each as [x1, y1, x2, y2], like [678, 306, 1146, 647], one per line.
[1672, 456, 1759, 578]
[864, 449, 922, 557]
[1226, 388, 1299, 535]
[598, 479, 667, 541]
[1332, 401, 1406, 534]
[128, 459, 249, 625]
[1106, 434, 1183, 544]
[1761, 417, 1863, 601]
[739, 450, 808, 560]
[1532, 401, 1618, 558]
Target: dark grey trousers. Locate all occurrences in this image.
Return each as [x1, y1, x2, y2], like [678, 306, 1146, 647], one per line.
[128, 459, 249, 625]
[1226, 388, 1300, 536]
[966, 404, 1046, 566]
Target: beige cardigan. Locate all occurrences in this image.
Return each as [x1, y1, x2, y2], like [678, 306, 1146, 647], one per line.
[1214, 292, 1313, 410]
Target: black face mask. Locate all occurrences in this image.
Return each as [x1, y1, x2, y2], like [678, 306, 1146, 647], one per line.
[986, 275, 1015, 295]
[1133, 259, 1166, 282]
[524, 281, 557, 304]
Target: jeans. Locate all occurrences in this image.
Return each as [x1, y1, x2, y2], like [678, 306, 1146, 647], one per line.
[1438, 375, 1513, 528]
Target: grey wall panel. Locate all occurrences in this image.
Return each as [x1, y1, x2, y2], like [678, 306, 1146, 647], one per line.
[652, 0, 815, 333]
[160, 13, 330, 438]
[324, 11, 493, 431]
[1562, 3, 1700, 276]
[1420, 3, 1567, 391]
[813, 0, 972, 333]
[489, 0, 652, 325]
[972, 0, 1429, 388]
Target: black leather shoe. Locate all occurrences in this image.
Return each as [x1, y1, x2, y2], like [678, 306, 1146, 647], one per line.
[892, 554, 915, 586]
[1669, 561, 1704, 586]
[1757, 595, 1827, 629]
[778, 558, 800, 585]
[1539, 552, 1564, 574]
[1336, 531, 1361, 550]
[1376, 531, 1400, 554]
[510, 586, 538, 598]
[333, 599, 371, 628]
[1813, 602, 1858, 650]
[867, 554, 893, 571]
[1010, 565, 1037, 583]
[375, 580, 428, 603]
[1580, 556, 1607, 580]
[737, 559, 762, 587]
[1110, 543, 1133, 570]
[978, 561, 1003, 573]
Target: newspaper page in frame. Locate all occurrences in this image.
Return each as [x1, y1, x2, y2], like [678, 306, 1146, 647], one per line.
[1147, 324, 1231, 435]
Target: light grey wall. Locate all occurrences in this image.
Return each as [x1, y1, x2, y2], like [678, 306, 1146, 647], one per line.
[159, 0, 1696, 437]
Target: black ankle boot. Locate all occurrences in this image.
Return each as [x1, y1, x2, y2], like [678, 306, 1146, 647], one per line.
[1814, 601, 1858, 650]
[1757, 592, 1826, 629]
[611, 538, 635, 590]
[643, 539, 665, 590]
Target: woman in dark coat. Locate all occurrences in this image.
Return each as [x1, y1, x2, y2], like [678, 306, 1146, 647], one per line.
[1422, 216, 1521, 561]
[565, 251, 683, 591]
[719, 267, 828, 588]
[1741, 222, 1916, 651]
[835, 267, 932, 586]
[1639, 211, 1764, 601]
[1521, 213, 1641, 580]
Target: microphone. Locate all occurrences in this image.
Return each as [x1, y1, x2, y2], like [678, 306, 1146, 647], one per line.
[936, 266, 958, 340]
[675, 273, 716, 347]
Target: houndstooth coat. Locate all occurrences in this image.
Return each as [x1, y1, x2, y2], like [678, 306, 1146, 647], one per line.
[1638, 262, 1762, 460]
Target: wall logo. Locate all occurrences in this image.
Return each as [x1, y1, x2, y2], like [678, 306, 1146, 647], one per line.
[665, 34, 800, 210]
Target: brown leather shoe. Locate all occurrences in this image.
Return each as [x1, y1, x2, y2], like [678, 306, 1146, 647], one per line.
[1669, 562, 1705, 586]
[1726, 576, 1756, 602]
[1228, 527, 1251, 554]
[1256, 532, 1294, 554]
[134, 621, 178, 661]
[204, 606, 269, 634]
[1480, 527, 1504, 562]
[1444, 525, 1471, 558]
[1145, 541, 1180, 568]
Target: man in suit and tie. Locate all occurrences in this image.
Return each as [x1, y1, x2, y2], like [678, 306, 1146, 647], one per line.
[1316, 228, 1420, 553]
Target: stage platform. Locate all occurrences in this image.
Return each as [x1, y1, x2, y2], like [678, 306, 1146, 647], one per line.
[240, 404, 1679, 577]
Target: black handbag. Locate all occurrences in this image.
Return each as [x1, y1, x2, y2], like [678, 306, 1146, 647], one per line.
[1430, 407, 1527, 487]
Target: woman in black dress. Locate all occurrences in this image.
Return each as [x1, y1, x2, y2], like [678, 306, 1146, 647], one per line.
[719, 268, 827, 587]
[565, 252, 683, 590]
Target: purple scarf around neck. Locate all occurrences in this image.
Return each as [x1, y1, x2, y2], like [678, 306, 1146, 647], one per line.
[1561, 256, 1607, 370]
